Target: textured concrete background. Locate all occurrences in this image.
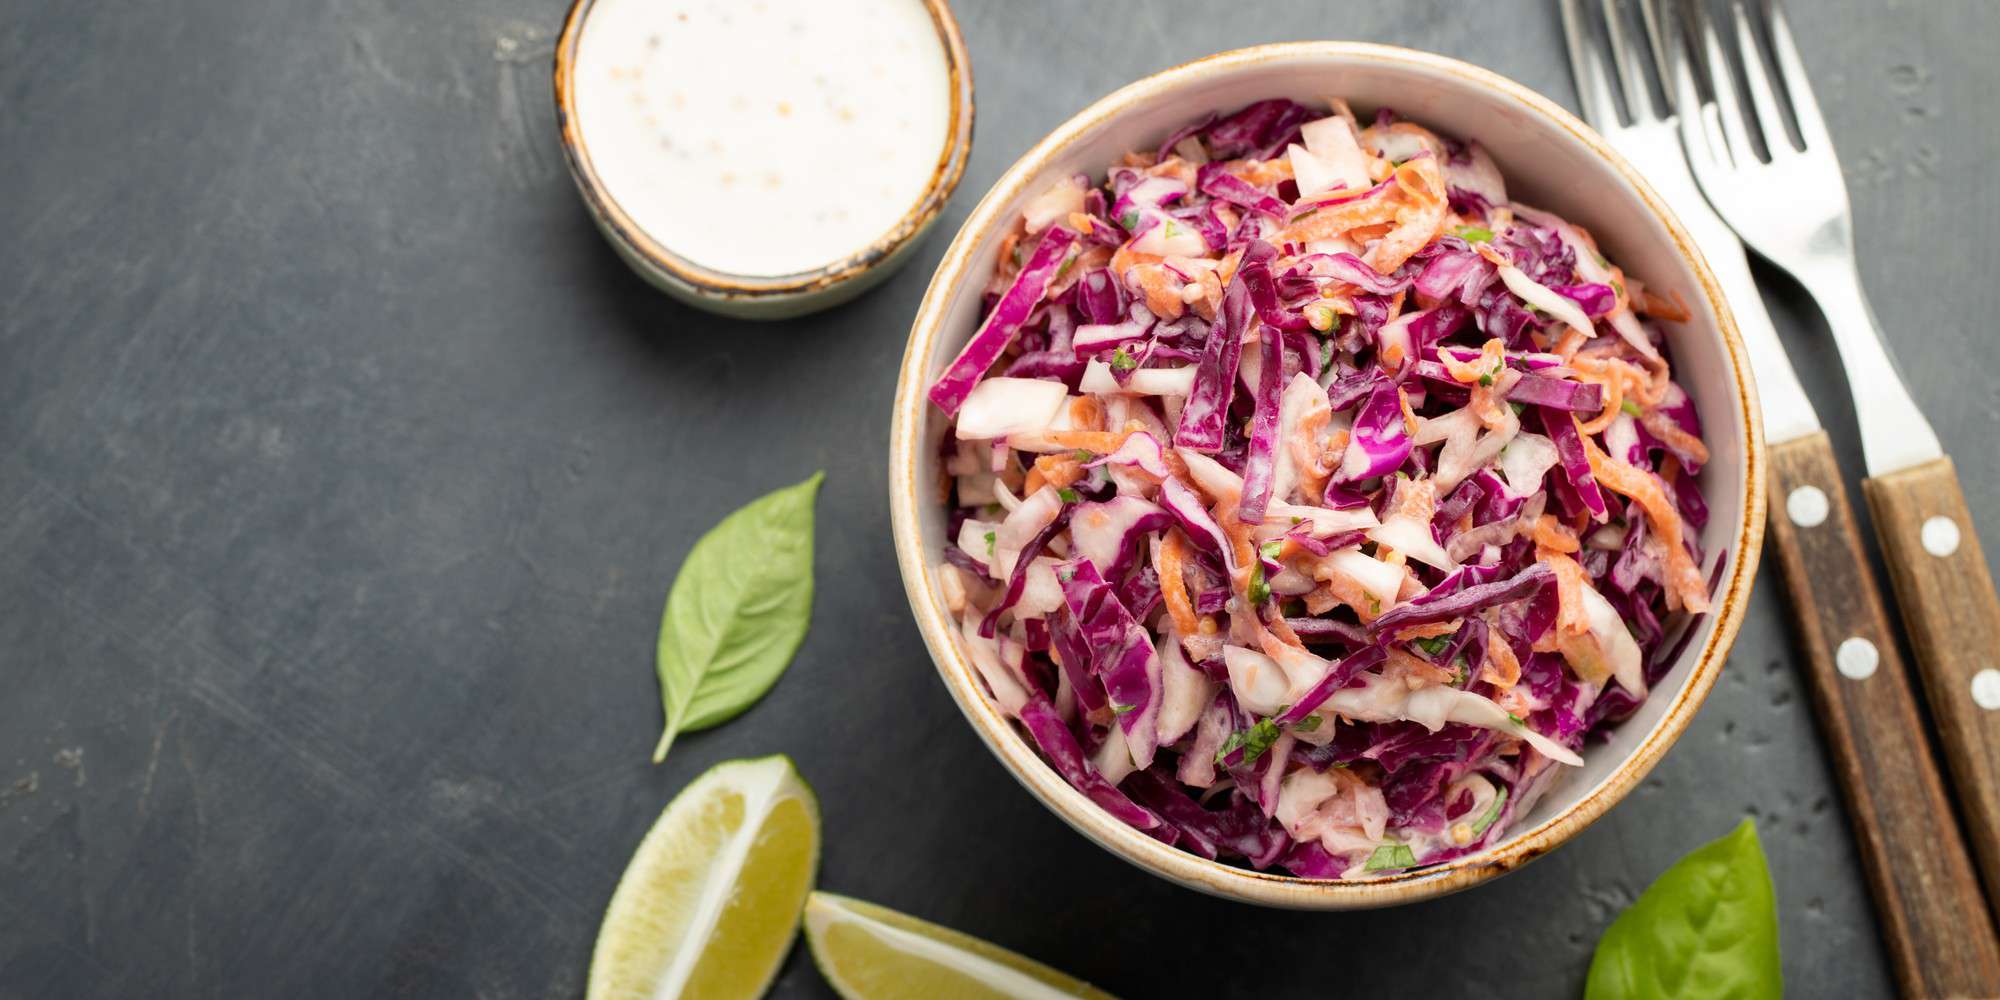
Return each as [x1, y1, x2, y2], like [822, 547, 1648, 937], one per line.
[1, 0, 1991, 996]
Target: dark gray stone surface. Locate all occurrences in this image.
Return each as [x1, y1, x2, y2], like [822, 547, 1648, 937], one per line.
[1, 0, 1989, 996]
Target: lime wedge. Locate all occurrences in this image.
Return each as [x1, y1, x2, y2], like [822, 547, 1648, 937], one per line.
[802, 892, 1118, 1000]
[587, 755, 819, 1000]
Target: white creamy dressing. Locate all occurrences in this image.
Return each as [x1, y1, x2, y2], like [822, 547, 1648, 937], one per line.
[572, 0, 951, 277]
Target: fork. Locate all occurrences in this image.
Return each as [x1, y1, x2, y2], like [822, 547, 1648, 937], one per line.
[1561, 1, 2000, 991]
[1668, 0, 2000, 922]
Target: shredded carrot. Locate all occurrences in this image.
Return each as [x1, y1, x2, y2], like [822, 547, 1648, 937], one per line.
[1541, 546, 1591, 636]
[1211, 496, 1259, 596]
[1575, 370, 1624, 434]
[1531, 513, 1580, 554]
[1158, 530, 1201, 639]
[1481, 629, 1523, 689]
[1129, 263, 1187, 320]
[1225, 156, 1294, 188]
[1584, 435, 1711, 613]
[1109, 243, 1164, 277]
[1279, 191, 1403, 244]
[1307, 562, 1379, 623]
[1637, 287, 1692, 322]
[1037, 429, 1129, 454]
[1384, 648, 1454, 688]
[1365, 156, 1449, 273]
[1441, 338, 1506, 384]
[1265, 614, 1306, 650]
[1068, 397, 1106, 433]
[1394, 619, 1461, 642]
[1640, 408, 1711, 467]
[1027, 454, 1086, 497]
[1397, 387, 1419, 437]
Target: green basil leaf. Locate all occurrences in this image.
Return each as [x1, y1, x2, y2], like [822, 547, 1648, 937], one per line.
[1585, 819, 1782, 1000]
[652, 472, 822, 762]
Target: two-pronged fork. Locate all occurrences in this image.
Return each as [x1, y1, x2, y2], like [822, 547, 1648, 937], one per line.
[1561, 1, 2000, 992]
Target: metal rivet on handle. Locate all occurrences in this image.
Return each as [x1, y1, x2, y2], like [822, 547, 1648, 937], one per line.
[1973, 670, 2000, 711]
[1921, 515, 1961, 557]
[1786, 486, 1828, 528]
[1836, 637, 1879, 681]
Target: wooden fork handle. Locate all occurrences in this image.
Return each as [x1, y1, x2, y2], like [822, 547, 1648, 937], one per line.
[1768, 434, 2000, 995]
[1863, 456, 2000, 922]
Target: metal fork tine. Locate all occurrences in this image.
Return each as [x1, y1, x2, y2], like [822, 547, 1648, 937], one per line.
[1598, 0, 1654, 120]
[1560, 0, 1623, 129]
[1689, 0, 1761, 164]
[1762, 0, 1834, 150]
[1729, 0, 1795, 154]
[1640, 0, 1716, 171]
[1635, 0, 1676, 95]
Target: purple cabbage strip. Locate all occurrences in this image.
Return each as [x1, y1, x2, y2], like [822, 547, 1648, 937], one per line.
[1285, 617, 1371, 647]
[1554, 283, 1617, 318]
[1017, 692, 1161, 831]
[1369, 562, 1555, 634]
[1058, 559, 1163, 766]
[1075, 267, 1125, 325]
[1298, 252, 1412, 296]
[1336, 381, 1413, 483]
[1155, 112, 1217, 161]
[928, 228, 1076, 416]
[1538, 405, 1609, 520]
[979, 507, 1071, 638]
[1237, 324, 1285, 522]
[1507, 373, 1603, 411]
[1173, 270, 1250, 451]
[1197, 161, 1287, 219]
[1276, 645, 1391, 726]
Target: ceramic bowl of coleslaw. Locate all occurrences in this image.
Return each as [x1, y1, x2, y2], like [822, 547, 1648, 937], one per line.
[889, 42, 1764, 908]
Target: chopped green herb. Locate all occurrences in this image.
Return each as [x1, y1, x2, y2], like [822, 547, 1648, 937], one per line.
[1455, 225, 1495, 243]
[1467, 787, 1509, 839]
[1506, 711, 1526, 726]
[1012, 243, 1025, 267]
[1294, 714, 1323, 733]
[1074, 449, 1094, 462]
[1620, 399, 1643, 417]
[1412, 634, 1453, 657]
[1478, 372, 1495, 387]
[1111, 702, 1138, 716]
[1162, 220, 1182, 239]
[1260, 540, 1283, 560]
[1215, 718, 1284, 768]
[1364, 843, 1419, 872]
[1109, 346, 1139, 372]
[983, 530, 997, 556]
[1054, 254, 1077, 281]
[1056, 487, 1080, 504]
[1118, 209, 1140, 231]
[1290, 516, 1305, 526]
[1593, 251, 1610, 269]
[1510, 401, 1526, 416]
[1247, 563, 1270, 605]
[1368, 597, 1382, 615]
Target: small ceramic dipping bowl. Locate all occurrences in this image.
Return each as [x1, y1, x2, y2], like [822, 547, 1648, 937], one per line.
[553, 0, 975, 320]
[889, 42, 1766, 908]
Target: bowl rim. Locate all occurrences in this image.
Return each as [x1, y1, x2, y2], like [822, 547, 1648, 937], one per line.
[888, 41, 1767, 908]
[551, 0, 976, 302]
